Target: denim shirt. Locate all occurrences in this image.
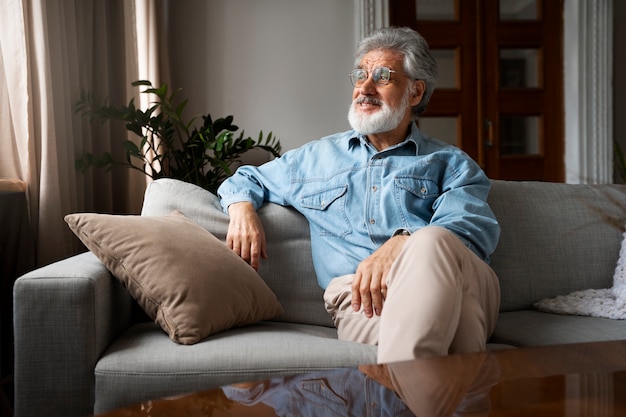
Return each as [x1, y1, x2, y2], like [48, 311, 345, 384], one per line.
[222, 368, 414, 417]
[218, 123, 500, 289]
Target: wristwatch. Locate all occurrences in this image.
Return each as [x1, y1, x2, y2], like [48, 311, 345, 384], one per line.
[392, 229, 411, 237]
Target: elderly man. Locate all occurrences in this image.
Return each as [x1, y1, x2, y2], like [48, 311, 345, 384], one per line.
[217, 27, 500, 363]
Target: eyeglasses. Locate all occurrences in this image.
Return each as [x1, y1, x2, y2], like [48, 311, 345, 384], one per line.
[349, 67, 402, 87]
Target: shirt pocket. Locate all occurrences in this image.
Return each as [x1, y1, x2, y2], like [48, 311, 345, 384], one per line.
[394, 176, 440, 225]
[300, 185, 351, 237]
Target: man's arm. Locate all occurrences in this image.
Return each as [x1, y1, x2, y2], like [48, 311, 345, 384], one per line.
[218, 150, 297, 268]
[226, 201, 267, 271]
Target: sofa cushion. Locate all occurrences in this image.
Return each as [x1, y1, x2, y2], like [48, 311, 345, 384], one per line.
[65, 211, 283, 344]
[491, 310, 626, 347]
[94, 321, 377, 414]
[141, 178, 334, 327]
[534, 228, 626, 319]
[488, 180, 626, 311]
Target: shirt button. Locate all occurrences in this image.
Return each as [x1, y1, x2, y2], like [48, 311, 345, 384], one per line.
[370, 219, 376, 224]
[372, 186, 378, 192]
[421, 187, 427, 194]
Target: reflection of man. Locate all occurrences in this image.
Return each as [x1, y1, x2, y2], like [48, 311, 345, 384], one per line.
[223, 368, 412, 417]
[381, 353, 500, 417]
[218, 27, 500, 363]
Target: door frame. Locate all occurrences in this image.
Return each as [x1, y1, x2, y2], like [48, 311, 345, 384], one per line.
[355, 0, 614, 184]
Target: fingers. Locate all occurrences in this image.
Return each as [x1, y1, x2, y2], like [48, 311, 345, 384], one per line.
[351, 275, 363, 314]
[227, 230, 266, 271]
[247, 239, 267, 271]
[226, 202, 267, 271]
[350, 236, 404, 317]
[352, 268, 387, 318]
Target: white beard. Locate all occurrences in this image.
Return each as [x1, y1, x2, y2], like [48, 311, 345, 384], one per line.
[348, 92, 409, 135]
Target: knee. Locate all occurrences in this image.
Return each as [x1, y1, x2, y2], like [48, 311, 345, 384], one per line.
[410, 226, 462, 252]
[413, 225, 453, 239]
[398, 226, 472, 273]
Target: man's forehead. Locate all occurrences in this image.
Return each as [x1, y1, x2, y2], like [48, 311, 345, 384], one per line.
[358, 49, 404, 68]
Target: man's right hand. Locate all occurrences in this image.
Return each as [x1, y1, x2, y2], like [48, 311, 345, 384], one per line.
[226, 202, 268, 271]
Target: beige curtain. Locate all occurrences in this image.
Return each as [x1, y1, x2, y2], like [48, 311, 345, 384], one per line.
[0, 0, 169, 267]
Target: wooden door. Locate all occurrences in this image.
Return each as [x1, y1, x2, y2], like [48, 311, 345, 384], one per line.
[389, 0, 564, 182]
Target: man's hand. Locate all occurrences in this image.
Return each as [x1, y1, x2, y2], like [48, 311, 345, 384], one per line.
[226, 202, 267, 271]
[352, 235, 409, 317]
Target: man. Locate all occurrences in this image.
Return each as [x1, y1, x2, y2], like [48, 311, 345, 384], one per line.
[217, 27, 500, 363]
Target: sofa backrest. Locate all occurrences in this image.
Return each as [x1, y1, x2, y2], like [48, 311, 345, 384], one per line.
[141, 179, 333, 327]
[488, 180, 626, 311]
[142, 178, 626, 321]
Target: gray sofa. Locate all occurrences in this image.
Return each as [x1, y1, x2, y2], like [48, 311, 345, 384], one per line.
[13, 178, 626, 417]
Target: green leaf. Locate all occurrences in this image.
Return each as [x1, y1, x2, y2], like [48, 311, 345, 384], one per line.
[175, 99, 188, 118]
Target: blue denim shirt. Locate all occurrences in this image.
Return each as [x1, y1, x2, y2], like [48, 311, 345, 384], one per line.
[218, 123, 500, 289]
[222, 368, 414, 417]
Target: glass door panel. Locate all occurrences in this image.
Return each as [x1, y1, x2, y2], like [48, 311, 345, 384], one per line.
[416, 0, 457, 21]
[499, 0, 538, 20]
[431, 49, 459, 89]
[499, 116, 540, 155]
[499, 0, 539, 21]
[499, 49, 540, 88]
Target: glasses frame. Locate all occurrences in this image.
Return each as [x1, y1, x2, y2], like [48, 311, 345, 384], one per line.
[349, 66, 407, 87]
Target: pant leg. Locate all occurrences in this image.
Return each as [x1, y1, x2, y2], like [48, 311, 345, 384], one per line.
[323, 274, 381, 345]
[377, 226, 500, 363]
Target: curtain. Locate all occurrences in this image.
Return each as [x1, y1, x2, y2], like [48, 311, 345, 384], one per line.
[0, 0, 169, 267]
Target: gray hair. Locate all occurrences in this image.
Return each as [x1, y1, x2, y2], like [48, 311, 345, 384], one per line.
[355, 27, 438, 117]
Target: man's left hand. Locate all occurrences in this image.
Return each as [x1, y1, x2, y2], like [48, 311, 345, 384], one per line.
[351, 235, 409, 318]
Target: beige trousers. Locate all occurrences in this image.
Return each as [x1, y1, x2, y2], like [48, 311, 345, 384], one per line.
[323, 226, 500, 364]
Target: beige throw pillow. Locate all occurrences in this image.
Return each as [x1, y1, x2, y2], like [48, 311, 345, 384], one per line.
[65, 210, 283, 344]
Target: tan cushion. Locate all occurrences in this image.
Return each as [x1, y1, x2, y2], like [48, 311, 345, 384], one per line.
[64, 211, 283, 344]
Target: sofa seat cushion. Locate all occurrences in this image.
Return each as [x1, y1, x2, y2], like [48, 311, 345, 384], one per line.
[491, 310, 626, 347]
[94, 322, 377, 414]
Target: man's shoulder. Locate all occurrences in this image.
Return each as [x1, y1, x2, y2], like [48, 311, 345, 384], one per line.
[418, 133, 474, 160]
[417, 132, 456, 152]
[297, 130, 356, 153]
[318, 130, 356, 145]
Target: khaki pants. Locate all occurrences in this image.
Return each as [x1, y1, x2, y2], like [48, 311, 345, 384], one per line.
[323, 226, 500, 364]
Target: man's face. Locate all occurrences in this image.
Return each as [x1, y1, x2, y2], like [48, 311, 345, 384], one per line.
[348, 49, 424, 135]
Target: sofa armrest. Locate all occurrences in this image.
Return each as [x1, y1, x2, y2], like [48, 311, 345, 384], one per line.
[13, 251, 133, 417]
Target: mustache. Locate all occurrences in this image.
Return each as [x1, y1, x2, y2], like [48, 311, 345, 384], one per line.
[354, 97, 383, 106]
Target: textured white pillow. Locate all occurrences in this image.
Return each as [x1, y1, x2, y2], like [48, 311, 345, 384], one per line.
[534, 231, 626, 319]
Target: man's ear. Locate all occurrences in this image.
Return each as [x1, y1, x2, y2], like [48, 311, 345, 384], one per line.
[410, 80, 426, 107]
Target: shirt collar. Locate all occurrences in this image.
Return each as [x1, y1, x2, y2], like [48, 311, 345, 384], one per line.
[347, 122, 421, 155]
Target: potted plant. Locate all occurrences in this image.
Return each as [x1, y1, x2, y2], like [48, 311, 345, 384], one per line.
[75, 80, 281, 193]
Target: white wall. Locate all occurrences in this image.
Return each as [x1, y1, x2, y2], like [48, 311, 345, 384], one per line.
[168, 0, 357, 153]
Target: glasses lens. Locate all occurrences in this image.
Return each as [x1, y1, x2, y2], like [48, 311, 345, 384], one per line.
[350, 69, 368, 87]
[372, 67, 391, 84]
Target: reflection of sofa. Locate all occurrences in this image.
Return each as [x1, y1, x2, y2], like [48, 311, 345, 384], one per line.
[14, 178, 626, 417]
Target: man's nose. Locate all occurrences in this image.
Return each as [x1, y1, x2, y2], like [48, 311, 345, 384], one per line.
[358, 75, 377, 94]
